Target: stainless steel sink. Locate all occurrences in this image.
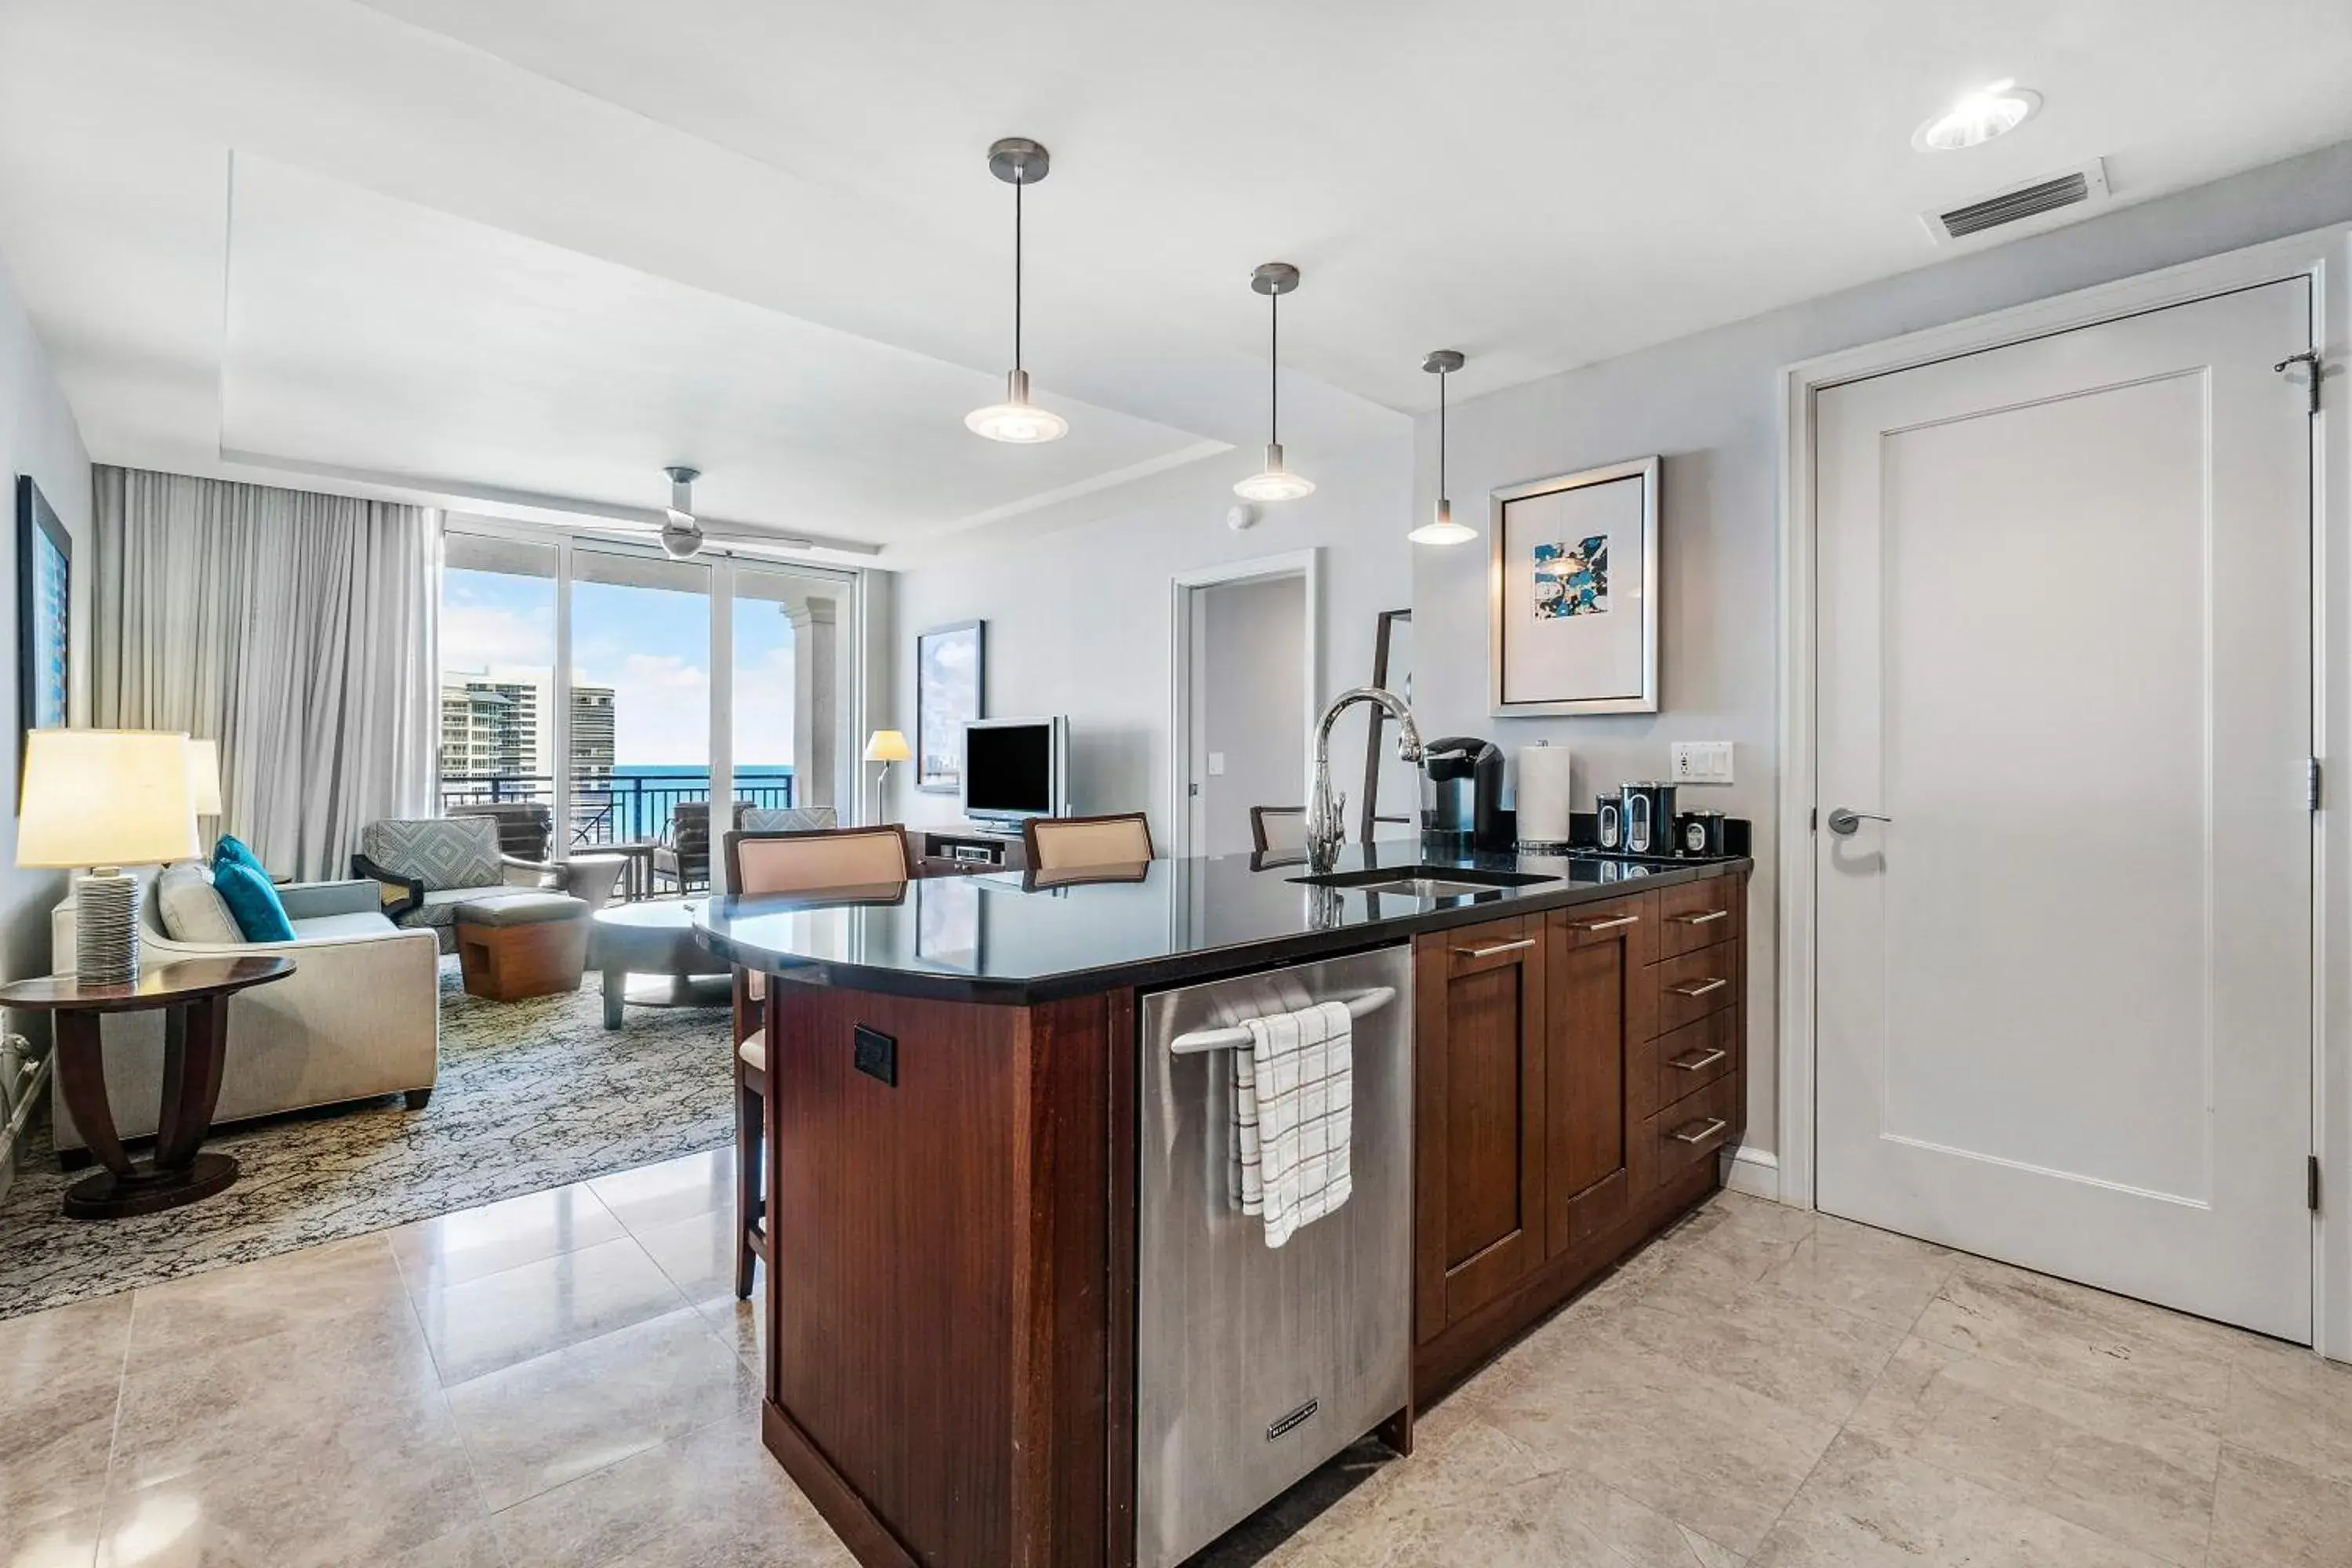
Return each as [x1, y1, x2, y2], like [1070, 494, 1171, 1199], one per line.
[1287, 864, 1557, 898]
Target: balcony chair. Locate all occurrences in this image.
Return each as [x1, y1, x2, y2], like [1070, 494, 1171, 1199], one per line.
[652, 800, 750, 894]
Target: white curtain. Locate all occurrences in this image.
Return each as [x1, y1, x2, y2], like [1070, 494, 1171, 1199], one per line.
[93, 466, 439, 882]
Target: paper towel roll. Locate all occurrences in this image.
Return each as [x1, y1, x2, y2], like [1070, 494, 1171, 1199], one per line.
[1515, 742, 1574, 848]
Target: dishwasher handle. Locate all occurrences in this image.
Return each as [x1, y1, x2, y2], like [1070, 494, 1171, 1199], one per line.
[1167, 987, 1399, 1055]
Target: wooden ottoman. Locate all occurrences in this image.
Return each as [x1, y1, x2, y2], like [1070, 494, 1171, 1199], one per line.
[455, 892, 591, 1001]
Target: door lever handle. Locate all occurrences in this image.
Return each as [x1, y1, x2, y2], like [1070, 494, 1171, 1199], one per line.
[1825, 807, 1892, 837]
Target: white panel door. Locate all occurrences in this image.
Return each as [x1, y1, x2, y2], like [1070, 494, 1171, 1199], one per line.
[1815, 278, 2314, 1340]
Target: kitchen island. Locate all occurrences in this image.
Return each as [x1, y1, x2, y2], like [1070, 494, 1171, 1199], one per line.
[696, 838, 1751, 1568]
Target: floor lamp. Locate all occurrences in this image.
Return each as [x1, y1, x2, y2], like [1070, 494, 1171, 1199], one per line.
[863, 730, 911, 826]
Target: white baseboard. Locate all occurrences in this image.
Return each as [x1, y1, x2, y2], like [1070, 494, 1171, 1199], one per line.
[1719, 1144, 1783, 1201]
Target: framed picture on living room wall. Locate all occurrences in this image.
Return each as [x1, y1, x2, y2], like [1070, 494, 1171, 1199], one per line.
[16, 476, 71, 785]
[916, 619, 984, 793]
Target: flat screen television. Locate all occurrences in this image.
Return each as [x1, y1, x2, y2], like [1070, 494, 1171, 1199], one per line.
[962, 716, 1068, 826]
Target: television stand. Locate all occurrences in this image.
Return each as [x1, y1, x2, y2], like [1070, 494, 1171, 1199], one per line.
[919, 826, 1029, 875]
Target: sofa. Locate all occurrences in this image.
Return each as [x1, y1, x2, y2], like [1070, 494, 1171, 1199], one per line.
[50, 875, 440, 1155]
[354, 816, 622, 953]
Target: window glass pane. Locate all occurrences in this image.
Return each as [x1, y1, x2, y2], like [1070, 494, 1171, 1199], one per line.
[438, 530, 557, 832]
[572, 546, 710, 862]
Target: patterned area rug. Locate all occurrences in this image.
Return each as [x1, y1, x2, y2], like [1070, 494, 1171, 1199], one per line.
[0, 960, 734, 1320]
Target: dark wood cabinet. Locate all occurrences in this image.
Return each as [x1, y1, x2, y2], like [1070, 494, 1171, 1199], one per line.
[1413, 866, 1751, 1401]
[1412, 913, 1548, 1343]
[1544, 895, 1655, 1254]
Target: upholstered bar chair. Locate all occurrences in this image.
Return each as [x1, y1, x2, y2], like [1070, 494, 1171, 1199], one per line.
[722, 823, 916, 1298]
[1022, 811, 1155, 872]
[1249, 806, 1308, 854]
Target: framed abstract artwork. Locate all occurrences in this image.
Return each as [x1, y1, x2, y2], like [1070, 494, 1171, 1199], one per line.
[1489, 456, 1660, 716]
[16, 476, 70, 783]
[915, 619, 985, 793]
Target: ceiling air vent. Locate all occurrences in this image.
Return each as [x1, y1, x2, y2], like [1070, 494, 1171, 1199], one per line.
[1921, 158, 2110, 248]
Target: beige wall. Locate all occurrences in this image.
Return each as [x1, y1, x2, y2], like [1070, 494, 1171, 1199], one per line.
[0, 260, 92, 999]
[887, 436, 1416, 847]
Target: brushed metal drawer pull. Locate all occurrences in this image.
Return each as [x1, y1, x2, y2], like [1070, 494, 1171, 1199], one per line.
[1570, 914, 1639, 932]
[1670, 1117, 1729, 1145]
[1668, 1047, 1728, 1073]
[1668, 977, 1729, 998]
[1453, 937, 1537, 959]
[1671, 909, 1730, 926]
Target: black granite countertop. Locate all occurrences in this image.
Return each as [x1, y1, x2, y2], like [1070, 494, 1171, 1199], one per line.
[692, 837, 1750, 1005]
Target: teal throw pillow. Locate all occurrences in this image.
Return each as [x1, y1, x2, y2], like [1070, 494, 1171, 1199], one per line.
[213, 835, 266, 877]
[212, 857, 294, 942]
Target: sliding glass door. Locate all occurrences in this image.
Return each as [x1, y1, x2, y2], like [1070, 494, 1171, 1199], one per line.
[437, 521, 866, 893]
[570, 547, 711, 851]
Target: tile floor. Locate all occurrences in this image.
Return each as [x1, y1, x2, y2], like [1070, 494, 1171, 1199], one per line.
[3, 1156, 2347, 1567]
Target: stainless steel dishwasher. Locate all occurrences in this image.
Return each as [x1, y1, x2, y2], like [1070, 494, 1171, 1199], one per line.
[1135, 944, 1413, 1568]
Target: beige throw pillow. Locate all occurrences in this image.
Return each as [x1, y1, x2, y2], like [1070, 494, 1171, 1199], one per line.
[154, 860, 245, 945]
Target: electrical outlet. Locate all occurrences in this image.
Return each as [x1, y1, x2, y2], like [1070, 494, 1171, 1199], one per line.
[1207, 751, 1226, 777]
[1669, 742, 1734, 784]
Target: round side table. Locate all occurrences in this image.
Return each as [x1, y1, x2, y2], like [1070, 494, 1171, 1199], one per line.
[0, 956, 296, 1219]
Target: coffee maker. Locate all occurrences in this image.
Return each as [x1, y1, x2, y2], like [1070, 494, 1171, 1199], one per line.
[1421, 736, 1508, 853]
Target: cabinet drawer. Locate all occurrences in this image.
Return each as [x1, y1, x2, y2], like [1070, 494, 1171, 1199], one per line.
[1654, 875, 1739, 959]
[1557, 893, 1657, 966]
[1647, 1010, 1737, 1108]
[1646, 1073, 1740, 1189]
[1652, 946, 1737, 1034]
[1427, 914, 1544, 978]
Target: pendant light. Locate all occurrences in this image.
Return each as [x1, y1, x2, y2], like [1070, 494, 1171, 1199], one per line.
[1408, 350, 1475, 544]
[965, 137, 1069, 444]
[1235, 262, 1314, 502]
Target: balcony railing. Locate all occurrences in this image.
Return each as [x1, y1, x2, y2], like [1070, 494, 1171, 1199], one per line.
[438, 770, 796, 847]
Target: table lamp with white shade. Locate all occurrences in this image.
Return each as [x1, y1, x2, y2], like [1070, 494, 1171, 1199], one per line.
[187, 736, 223, 832]
[17, 730, 201, 984]
[862, 729, 911, 824]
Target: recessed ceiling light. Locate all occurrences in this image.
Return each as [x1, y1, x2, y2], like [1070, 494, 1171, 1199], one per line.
[1912, 78, 2042, 153]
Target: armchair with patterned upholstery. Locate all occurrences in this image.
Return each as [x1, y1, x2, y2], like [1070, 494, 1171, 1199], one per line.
[353, 816, 622, 953]
[739, 805, 836, 833]
[446, 801, 555, 860]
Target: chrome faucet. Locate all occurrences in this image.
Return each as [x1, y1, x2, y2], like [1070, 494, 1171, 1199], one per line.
[1306, 686, 1425, 870]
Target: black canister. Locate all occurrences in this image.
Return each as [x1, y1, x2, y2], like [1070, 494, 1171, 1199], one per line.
[1677, 809, 1729, 858]
[1620, 781, 1678, 855]
[1595, 794, 1626, 851]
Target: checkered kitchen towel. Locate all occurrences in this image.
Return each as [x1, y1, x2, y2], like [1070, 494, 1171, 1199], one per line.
[1228, 999, 1354, 1248]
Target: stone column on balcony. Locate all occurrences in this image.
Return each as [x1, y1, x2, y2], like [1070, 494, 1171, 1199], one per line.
[781, 593, 837, 808]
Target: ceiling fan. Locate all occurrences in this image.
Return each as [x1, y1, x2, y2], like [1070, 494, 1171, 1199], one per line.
[633, 466, 813, 560]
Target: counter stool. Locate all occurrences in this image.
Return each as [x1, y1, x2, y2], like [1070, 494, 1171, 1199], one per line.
[454, 892, 590, 1000]
[724, 824, 915, 1298]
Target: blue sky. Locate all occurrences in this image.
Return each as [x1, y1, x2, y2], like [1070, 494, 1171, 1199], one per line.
[443, 567, 795, 767]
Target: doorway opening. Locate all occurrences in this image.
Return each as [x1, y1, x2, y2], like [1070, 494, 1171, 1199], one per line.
[1169, 551, 1320, 862]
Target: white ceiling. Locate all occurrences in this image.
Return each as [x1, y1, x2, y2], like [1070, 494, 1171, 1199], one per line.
[0, 0, 2347, 562]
